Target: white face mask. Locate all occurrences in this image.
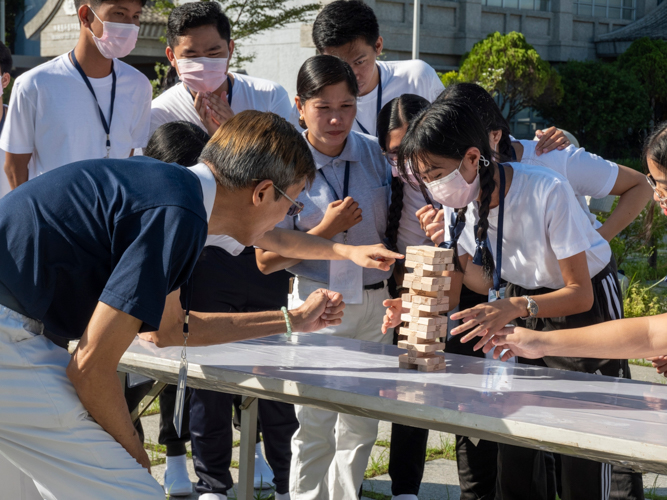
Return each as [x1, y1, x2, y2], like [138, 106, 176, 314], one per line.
[425, 157, 486, 209]
[176, 57, 228, 94]
[89, 8, 139, 60]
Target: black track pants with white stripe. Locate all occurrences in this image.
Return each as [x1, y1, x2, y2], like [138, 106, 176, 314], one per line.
[498, 260, 644, 500]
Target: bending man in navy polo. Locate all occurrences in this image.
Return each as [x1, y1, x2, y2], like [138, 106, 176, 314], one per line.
[0, 110, 399, 499]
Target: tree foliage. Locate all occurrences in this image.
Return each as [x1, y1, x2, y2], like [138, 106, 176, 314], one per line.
[618, 37, 667, 125]
[534, 60, 651, 157]
[445, 32, 563, 122]
[154, 0, 319, 65]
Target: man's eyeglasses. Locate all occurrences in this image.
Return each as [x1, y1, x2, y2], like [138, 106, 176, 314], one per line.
[253, 179, 304, 216]
[646, 173, 667, 206]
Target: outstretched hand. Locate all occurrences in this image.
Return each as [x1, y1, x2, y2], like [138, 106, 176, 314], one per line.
[381, 297, 405, 334]
[344, 244, 403, 272]
[292, 289, 345, 332]
[449, 298, 524, 352]
[486, 326, 547, 361]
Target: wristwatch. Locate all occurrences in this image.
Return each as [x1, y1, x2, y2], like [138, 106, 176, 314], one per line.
[521, 295, 539, 319]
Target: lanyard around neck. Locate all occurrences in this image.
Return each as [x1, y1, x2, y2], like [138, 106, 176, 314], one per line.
[355, 66, 382, 137]
[0, 105, 6, 136]
[318, 161, 350, 201]
[186, 75, 233, 106]
[493, 164, 507, 292]
[70, 50, 116, 158]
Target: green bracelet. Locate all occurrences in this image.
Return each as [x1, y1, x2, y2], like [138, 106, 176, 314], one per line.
[281, 306, 292, 338]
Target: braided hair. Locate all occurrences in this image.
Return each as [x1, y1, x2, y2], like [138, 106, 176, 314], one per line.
[377, 94, 430, 253]
[438, 83, 513, 163]
[399, 98, 497, 279]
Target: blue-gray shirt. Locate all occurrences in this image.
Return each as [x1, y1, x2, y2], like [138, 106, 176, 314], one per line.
[277, 130, 392, 285]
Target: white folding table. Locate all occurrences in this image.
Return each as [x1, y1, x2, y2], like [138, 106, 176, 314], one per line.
[119, 332, 667, 500]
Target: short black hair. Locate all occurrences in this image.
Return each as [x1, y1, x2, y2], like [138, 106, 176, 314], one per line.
[74, 0, 148, 11]
[167, 2, 231, 48]
[144, 121, 210, 167]
[0, 42, 12, 75]
[296, 55, 359, 129]
[312, 0, 379, 53]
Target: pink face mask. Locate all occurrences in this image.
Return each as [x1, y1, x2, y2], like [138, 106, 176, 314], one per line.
[425, 157, 485, 209]
[89, 8, 139, 60]
[176, 57, 228, 94]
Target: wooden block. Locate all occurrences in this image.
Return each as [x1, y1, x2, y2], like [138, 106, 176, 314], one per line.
[407, 322, 448, 334]
[403, 274, 451, 286]
[410, 295, 449, 306]
[404, 278, 451, 292]
[410, 288, 447, 298]
[398, 341, 446, 353]
[409, 303, 450, 314]
[405, 333, 436, 344]
[400, 313, 447, 326]
[404, 260, 451, 272]
[400, 327, 439, 340]
[399, 353, 444, 366]
[405, 246, 454, 260]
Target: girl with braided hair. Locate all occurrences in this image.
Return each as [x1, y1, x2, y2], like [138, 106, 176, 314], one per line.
[382, 98, 625, 500]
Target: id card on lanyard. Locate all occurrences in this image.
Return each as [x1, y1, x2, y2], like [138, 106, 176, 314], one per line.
[173, 278, 193, 438]
[70, 50, 116, 158]
[487, 163, 506, 304]
[319, 162, 364, 305]
[355, 68, 382, 137]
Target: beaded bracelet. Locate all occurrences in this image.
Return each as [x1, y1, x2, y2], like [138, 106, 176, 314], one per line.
[281, 306, 292, 338]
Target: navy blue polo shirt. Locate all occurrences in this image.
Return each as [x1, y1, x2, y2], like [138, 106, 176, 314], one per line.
[0, 156, 208, 340]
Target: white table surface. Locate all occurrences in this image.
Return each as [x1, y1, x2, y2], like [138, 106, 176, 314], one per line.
[120, 332, 667, 474]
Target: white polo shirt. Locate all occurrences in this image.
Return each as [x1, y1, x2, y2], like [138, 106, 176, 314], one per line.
[0, 53, 152, 179]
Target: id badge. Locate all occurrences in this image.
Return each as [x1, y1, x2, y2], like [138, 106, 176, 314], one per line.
[329, 260, 363, 305]
[173, 347, 188, 438]
[488, 286, 506, 303]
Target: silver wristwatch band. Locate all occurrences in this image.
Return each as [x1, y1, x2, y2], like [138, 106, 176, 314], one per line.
[520, 295, 538, 319]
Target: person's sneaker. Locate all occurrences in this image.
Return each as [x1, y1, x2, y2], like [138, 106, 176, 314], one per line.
[254, 442, 275, 490]
[275, 492, 291, 500]
[163, 454, 193, 497]
[199, 494, 227, 500]
[392, 495, 419, 500]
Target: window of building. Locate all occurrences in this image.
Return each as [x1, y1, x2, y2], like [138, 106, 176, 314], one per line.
[572, 0, 635, 20]
[482, 0, 551, 11]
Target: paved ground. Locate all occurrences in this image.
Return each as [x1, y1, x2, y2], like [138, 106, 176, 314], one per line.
[144, 362, 667, 499]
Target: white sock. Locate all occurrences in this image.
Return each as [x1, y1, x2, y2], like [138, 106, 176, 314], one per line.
[392, 495, 418, 500]
[275, 493, 290, 500]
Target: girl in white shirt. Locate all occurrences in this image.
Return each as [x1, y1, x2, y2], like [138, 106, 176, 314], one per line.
[383, 97, 623, 500]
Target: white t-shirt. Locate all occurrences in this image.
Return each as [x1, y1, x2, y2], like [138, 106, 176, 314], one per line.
[150, 72, 292, 138]
[518, 140, 618, 228]
[396, 179, 433, 255]
[149, 72, 292, 254]
[289, 59, 444, 134]
[444, 163, 611, 290]
[0, 53, 152, 179]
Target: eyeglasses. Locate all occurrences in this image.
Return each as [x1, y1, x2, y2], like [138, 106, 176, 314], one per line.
[647, 173, 667, 206]
[383, 151, 398, 167]
[253, 179, 304, 216]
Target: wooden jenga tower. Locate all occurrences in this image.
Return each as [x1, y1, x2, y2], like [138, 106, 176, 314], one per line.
[398, 246, 455, 372]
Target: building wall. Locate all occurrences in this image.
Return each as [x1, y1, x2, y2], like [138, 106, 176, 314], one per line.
[237, 0, 653, 97]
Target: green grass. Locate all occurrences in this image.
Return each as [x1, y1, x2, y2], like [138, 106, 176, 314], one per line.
[630, 358, 654, 367]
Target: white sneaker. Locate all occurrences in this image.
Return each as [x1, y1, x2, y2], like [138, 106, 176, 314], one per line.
[392, 495, 419, 500]
[199, 494, 227, 500]
[254, 442, 275, 490]
[275, 493, 291, 500]
[163, 454, 193, 497]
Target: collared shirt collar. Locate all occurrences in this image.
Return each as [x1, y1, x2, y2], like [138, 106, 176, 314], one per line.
[301, 130, 361, 170]
[188, 162, 216, 223]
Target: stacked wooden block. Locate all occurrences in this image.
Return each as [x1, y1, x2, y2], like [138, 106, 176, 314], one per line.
[398, 246, 455, 372]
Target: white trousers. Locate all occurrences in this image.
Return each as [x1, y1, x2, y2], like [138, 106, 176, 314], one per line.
[288, 277, 392, 500]
[0, 305, 164, 500]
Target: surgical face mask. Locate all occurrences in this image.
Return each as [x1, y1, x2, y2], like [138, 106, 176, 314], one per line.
[176, 57, 228, 94]
[89, 8, 139, 60]
[425, 157, 485, 208]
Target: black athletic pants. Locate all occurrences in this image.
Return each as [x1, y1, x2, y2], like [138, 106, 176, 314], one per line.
[498, 261, 644, 500]
[187, 246, 299, 496]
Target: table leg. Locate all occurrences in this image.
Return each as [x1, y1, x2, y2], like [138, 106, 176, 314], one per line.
[237, 396, 258, 500]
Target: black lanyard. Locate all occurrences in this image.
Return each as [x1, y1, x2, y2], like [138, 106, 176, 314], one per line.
[492, 164, 507, 294]
[355, 67, 382, 137]
[70, 50, 116, 158]
[319, 161, 351, 241]
[0, 105, 6, 136]
[186, 75, 233, 106]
